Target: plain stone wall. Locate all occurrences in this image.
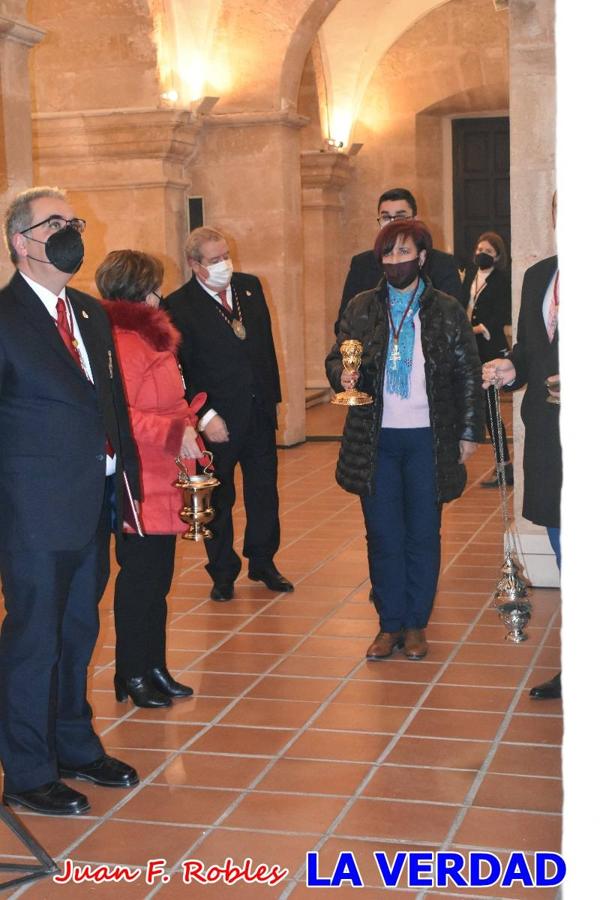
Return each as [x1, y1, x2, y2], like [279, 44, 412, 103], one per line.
[188, 115, 307, 444]
[0, 0, 44, 284]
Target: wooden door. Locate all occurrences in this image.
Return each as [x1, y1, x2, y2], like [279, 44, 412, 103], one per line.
[453, 117, 510, 269]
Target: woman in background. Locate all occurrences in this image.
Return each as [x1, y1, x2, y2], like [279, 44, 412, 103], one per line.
[462, 232, 512, 486]
[96, 250, 209, 708]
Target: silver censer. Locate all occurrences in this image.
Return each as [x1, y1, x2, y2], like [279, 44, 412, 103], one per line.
[487, 386, 532, 641]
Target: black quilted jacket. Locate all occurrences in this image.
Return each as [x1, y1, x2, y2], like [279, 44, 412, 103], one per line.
[325, 278, 485, 501]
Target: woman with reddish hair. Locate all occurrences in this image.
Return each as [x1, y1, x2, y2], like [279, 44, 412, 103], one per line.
[326, 220, 484, 661]
[96, 250, 210, 707]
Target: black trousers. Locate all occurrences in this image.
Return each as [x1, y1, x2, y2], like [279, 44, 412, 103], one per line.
[485, 386, 510, 465]
[0, 481, 111, 793]
[203, 401, 280, 583]
[114, 532, 176, 678]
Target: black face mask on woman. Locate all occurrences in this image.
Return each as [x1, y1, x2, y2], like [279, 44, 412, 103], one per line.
[25, 226, 85, 274]
[383, 258, 421, 290]
[474, 251, 495, 270]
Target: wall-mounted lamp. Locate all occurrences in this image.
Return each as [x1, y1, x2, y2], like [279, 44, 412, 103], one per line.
[160, 89, 179, 104]
[195, 95, 220, 115]
[347, 143, 363, 157]
[325, 138, 344, 150]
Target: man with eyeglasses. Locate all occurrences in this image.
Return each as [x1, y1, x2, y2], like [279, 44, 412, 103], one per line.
[0, 187, 141, 815]
[334, 187, 462, 334]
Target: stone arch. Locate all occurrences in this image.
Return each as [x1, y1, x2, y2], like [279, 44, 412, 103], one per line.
[279, 0, 340, 112]
[338, 0, 509, 254]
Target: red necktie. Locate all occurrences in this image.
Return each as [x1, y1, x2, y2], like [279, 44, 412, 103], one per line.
[218, 289, 232, 314]
[547, 271, 559, 342]
[56, 298, 114, 457]
[56, 297, 83, 369]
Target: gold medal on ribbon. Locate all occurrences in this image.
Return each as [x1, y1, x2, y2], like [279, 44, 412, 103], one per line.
[232, 319, 246, 340]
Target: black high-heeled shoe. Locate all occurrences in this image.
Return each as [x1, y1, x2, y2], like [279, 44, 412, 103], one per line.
[148, 667, 193, 698]
[114, 674, 172, 708]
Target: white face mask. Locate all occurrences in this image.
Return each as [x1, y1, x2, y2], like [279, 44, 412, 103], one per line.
[204, 258, 233, 291]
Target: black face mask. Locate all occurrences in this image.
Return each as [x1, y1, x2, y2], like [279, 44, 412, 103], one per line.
[383, 258, 421, 289]
[45, 226, 85, 273]
[474, 252, 495, 270]
[26, 226, 85, 274]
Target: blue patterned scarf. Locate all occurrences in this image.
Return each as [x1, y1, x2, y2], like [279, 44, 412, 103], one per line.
[385, 278, 425, 397]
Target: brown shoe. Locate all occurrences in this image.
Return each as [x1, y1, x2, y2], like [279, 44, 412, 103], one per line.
[404, 628, 428, 660]
[366, 630, 404, 660]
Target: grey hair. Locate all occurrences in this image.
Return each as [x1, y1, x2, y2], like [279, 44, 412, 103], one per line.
[185, 226, 226, 263]
[4, 186, 67, 265]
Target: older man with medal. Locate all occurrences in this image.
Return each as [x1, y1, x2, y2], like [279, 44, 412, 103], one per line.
[165, 227, 293, 601]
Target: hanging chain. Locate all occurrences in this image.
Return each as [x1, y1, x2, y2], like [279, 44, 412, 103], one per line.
[486, 385, 517, 557]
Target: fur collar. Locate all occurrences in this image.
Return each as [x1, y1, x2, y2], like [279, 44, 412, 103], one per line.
[102, 300, 180, 353]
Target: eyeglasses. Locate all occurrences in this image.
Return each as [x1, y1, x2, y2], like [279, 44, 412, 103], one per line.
[377, 212, 412, 226]
[20, 216, 87, 235]
[151, 290, 164, 304]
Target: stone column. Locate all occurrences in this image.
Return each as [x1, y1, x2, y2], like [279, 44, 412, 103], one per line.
[189, 111, 308, 446]
[301, 149, 352, 389]
[509, 0, 558, 586]
[0, 11, 45, 284]
[32, 108, 202, 295]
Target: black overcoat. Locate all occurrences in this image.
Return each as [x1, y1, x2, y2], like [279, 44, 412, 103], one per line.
[0, 272, 140, 550]
[509, 256, 561, 528]
[325, 278, 485, 502]
[164, 273, 281, 428]
[461, 267, 512, 362]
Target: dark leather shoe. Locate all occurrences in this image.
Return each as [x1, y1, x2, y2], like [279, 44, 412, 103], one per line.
[248, 564, 294, 592]
[366, 630, 404, 659]
[59, 754, 139, 788]
[482, 463, 513, 488]
[3, 781, 90, 816]
[529, 672, 561, 699]
[114, 674, 171, 707]
[149, 666, 193, 698]
[404, 628, 429, 659]
[210, 582, 234, 601]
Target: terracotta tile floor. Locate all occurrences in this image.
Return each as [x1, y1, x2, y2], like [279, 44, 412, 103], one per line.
[0, 405, 563, 898]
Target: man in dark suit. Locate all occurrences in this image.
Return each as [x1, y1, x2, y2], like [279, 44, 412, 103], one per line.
[164, 227, 293, 601]
[0, 187, 141, 815]
[483, 196, 560, 699]
[335, 187, 463, 334]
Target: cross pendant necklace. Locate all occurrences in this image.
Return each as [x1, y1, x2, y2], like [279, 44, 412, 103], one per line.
[386, 280, 420, 371]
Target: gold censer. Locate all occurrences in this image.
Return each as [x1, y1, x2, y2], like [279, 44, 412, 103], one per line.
[175, 456, 220, 541]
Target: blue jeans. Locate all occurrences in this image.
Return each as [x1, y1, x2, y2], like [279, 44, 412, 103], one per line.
[360, 428, 441, 632]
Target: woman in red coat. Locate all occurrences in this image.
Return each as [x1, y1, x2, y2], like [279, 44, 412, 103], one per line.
[96, 250, 209, 708]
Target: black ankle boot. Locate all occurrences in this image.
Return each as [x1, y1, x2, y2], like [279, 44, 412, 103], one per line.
[148, 667, 193, 698]
[114, 674, 172, 708]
